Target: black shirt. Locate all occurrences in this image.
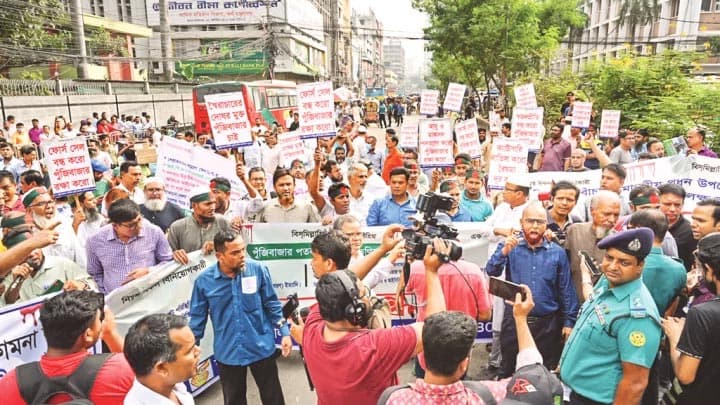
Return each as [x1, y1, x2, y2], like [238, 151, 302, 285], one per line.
[669, 216, 697, 272]
[140, 202, 186, 233]
[677, 298, 720, 404]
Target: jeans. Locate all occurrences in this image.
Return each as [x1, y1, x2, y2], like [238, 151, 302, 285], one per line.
[216, 353, 285, 405]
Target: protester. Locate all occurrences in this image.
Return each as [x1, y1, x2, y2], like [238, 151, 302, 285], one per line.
[139, 177, 186, 233]
[546, 180, 579, 246]
[539, 124, 572, 171]
[115, 161, 145, 205]
[382, 129, 403, 184]
[686, 128, 718, 158]
[367, 167, 417, 227]
[250, 168, 321, 223]
[659, 183, 695, 271]
[460, 168, 493, 222]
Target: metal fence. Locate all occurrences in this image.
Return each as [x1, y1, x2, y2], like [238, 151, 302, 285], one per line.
[0, 79, 198, 96]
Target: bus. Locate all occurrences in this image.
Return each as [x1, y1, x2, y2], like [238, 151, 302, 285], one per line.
[192, 80, 297, 135]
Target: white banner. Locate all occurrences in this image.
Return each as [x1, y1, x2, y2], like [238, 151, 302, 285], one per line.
[204, 92, 253, 149]
[442, 82, 466, 112]
[418, 119, 454, 168]
[488, 138, 529, 191]
[599, 110, 621, 138]
[156, 137, 247, 209]
[489, 111, 502, 132]
[420, 90, 440, 116]
[510, 107, 544, 151]
[277, 131, 306, 168]
[514, 83, 537, 109]
[455, 119, 482, 159]
[297, 81, 335, 139]
[43, 139, 95, 198]
[571, 101, 593, 129]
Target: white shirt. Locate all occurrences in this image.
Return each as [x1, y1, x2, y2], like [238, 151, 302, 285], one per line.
[261, 144, 281, 177]
[365, 173, 388, 197]
[349, 190, 375, 225]
[124, 379, 194, 405]
[60, 128, 79, 138]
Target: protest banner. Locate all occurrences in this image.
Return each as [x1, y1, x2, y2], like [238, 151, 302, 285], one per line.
[42, 138, 95, 198]
[489, 111, 502, 132]
[599, 110, 621, 138]
[663, 136, 688, 156]
[510, 107, 544, 151]
[204, 92, 253, 149]
[420, 90, 440, 116]
[277, 131, 306, 168]
[418, 119, 454, 168]
[571, 101, 593, 129]
[156, 136, 247, 209]
[399, 121, 419, 150]
[514, 83, 537, 108]
[442, 82, 466, 112]
[487, 138, 529, 191]
[297, 81, 335, 139]
[455, 119, 482, 159]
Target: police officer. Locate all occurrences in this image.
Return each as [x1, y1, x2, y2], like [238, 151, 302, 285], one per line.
[560, 228, 662, 405]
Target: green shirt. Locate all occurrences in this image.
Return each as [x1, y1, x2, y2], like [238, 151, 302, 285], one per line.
[642, 247, 687, 314]
[93, 179, 111, 199]
[560, 276, 661, 404]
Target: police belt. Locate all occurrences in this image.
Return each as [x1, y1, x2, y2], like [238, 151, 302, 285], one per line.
[526, 311, 558, 323]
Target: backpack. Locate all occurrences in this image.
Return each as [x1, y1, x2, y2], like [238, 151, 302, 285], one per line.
[15, 353, 113, 405]
[378, 380, 497, 405]
[367, 295, 392, 329]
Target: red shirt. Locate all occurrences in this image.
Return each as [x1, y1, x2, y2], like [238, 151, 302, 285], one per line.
[382, 149, 404, 184]
[0, 351, 134, 404]
[303, 306, 417, 405]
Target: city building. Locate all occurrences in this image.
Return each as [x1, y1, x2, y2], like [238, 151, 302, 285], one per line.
[352, 9, 384, 95]
[383, 39, 406, 92]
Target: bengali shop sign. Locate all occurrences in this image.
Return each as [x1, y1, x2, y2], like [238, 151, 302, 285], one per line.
[487, 138, 529, 191]
[510, 107, 544, 151]
[455, 119, 482, 158]
[297, 81, 335, 139]
[146, 0, 285, 26]
[156, 137, 247, 209]
[418, 119, 454, 168]
[204, 92, 253, 149]
[420, 90, 440, 116]
[442, 82, 466, 112]
[599, 110, 621, 138]
[514, 83, 537, 108]
[571, 101, 593, 129]
[42, 138, 95, 198]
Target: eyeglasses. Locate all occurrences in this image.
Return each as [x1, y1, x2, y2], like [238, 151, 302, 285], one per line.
[31, 200, 55, 208]
[116, 217, 142, 230]
[523, 218, 547, 226]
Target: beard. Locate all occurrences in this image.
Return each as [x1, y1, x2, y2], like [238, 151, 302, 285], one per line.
[84, 206, 100, 222]
[144, 197, 167, 212]
[32, 212, 55, 230]
[594, 225, 611, 240]
[26, 255, 45, 273]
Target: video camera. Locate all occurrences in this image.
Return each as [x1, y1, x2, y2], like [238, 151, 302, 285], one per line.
[402, 192, 463, 263]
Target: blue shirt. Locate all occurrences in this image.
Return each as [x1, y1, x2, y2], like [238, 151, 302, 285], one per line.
[487, 238, 578, 327]
[366, 193, 417, 227]
[449, 207, 472, 222]
[189, 259, 289, 366]
[460, 193, 493, 222]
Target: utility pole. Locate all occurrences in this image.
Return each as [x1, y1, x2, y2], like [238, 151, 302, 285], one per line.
[330, 0, 338, 87]
[70, 0, 89, 79]
[265, 1, 276, 80]
[160, 0, 174, 81]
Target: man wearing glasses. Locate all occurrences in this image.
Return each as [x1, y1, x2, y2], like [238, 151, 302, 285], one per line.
[487, 202, 578, 378]
[86, 198, 173, 294]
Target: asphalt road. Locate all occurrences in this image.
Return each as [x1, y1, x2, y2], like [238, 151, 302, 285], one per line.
[196, 343, 492, 404]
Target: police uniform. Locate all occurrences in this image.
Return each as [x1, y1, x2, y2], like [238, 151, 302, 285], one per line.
[559, 228, 662, 405]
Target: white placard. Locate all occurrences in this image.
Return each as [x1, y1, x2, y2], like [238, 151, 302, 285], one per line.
[400, 122, 419, 149]
[420, 90, 440, 116]
[278, 131, 306, 168]
[571, 101, 593, 129]
[418, 119, 454, 168]
[599, 110, 621, 138]
[487, 138, 529, 191]
[204, 92, 253, 149]
[510, 107, 544, 152]
[455, 119, 482, 159]
[442, 82, 466, 112]
[514, 83, 537, 108]
[43, 138, 95, 197]
[297, 81, 336, 139]
[489, 111, 502, 132]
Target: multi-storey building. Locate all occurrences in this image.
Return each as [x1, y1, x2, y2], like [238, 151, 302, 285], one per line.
[352, 9, 384, 94]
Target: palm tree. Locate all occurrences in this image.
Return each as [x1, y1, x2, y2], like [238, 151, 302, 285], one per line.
[618, 0, 660, 46]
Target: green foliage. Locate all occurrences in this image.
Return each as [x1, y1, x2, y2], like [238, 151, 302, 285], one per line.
[0, 0, 72, 62]
[618, 0, 660, 44]
[516, 69, 582, 126]
[87, 27, 128, 57]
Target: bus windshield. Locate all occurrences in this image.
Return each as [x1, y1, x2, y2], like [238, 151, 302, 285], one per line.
[194, 83, 245, 104]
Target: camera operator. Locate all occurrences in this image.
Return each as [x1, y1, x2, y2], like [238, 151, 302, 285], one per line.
[487, 202, 578, 379]
[295, 238, 450, 405]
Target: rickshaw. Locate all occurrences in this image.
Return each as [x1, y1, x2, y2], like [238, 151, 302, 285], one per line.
[364, 99, 379, 126]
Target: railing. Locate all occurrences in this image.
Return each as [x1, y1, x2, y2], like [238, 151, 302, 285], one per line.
[0, 79, 198, 97]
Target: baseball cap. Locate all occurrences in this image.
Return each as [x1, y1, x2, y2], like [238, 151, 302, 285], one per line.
[501, 363, 564, 405]
[91, 159, 109, 173]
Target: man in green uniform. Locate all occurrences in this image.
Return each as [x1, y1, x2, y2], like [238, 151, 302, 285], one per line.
[560, 227, 661, 405]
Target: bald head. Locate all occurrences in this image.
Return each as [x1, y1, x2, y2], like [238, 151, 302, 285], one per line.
[590, 190, 621, 210]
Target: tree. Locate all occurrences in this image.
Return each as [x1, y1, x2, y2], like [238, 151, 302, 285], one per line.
[0, 0, 71, 65]
[618, 0, 660, 45]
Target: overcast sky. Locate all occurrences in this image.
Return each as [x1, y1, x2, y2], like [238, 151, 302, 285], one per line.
[352, 0, 428, 76]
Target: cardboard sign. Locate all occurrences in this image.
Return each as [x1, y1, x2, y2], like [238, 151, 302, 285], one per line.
[514, 83, 537, 108]
[487, 138, 529, 191]
[399, 122, 419, 150]
[42, 138, 95, 198]
[418, 119, 454, 168]
[510, 107, 544, 152]
[204, 92, 253, 149]
[277, 131, 306, 168]
[420, 90, 440, 116]
[599, 110, 621, 138]
[442, 82, 466, 112]
[134, 142, 157, 164]
[571, 101, 593, 129]
[455, 119, 482, 159]
[297, 81, 336, 139]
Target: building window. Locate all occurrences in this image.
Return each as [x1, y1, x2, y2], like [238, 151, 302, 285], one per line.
[701, 0, 712, 12]
[716, 0, 720, 11]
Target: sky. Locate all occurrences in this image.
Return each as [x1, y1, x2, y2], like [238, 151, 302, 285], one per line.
[352, 0, 429, 76]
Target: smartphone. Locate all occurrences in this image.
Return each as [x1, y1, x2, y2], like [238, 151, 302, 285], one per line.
[489, 277, 526, 301]
[579, 250, 601, 277]
[282, 293, 299, 320]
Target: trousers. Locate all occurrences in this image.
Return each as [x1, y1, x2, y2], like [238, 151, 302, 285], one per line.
[216, 353, 285, 405]
[499, 307, 562, 378]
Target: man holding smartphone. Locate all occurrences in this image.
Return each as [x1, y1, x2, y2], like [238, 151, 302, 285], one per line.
[487, 202, 578, 378]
